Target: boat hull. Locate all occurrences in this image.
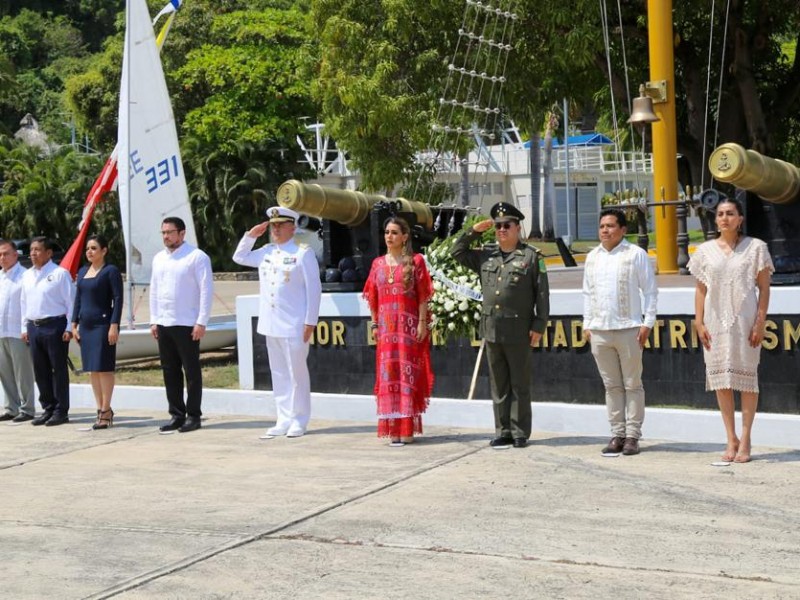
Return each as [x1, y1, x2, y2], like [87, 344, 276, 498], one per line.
[70, 315, 237, 362]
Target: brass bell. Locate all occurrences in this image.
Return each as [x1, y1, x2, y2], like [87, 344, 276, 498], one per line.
[628, 85, 660, 125]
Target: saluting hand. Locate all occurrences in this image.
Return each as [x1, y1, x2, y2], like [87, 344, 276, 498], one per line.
[472, 219, 494, 233]
[247, 222, 269, 238]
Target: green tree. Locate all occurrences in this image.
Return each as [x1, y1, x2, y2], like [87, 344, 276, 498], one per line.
[312, 0, 800, 192]
[0, 8, 93, 143]
[312, 0, 464, 192]
[0, 135, 104, 243]
[185, 136, 311, 270]
[174, 5, 315, 153]
[63, 40, 122, 150]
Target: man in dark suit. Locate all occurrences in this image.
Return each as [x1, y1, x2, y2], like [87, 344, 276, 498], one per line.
[452, 203, 550, 448]
[20, 237, 75, 426]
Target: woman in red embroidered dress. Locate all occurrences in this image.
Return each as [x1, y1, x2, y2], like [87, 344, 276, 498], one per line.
[363, 217, 433, 446]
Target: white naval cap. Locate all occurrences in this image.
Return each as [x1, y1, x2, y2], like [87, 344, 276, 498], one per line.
[265, 205, 299, 223]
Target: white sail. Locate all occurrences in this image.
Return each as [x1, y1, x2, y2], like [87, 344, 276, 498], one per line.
[118, 0, 196, 286]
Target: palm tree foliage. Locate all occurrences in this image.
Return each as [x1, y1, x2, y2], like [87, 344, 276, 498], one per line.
[184, 136, 311, 270]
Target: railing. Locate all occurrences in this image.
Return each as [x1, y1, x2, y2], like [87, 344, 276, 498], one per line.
[299, 145, 654, 177]
[552, 148, 653, 173]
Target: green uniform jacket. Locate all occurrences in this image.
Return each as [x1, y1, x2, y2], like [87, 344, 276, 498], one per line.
[452, 229, 550, 344]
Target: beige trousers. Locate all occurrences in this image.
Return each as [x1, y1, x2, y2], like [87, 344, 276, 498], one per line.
[589, 328, 645, 439]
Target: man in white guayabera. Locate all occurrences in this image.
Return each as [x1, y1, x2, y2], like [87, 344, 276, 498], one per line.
[582, 208, 657, 457]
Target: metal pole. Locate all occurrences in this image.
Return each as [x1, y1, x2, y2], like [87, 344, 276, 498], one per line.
[529, 130, 542, 238]
[460, 155, 470, 208]
[647, 0, 679, 273]
[563, 98, 572, 246]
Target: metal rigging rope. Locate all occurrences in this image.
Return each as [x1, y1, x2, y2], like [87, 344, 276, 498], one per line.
[701, 0, 732, 192]
[599, 0, 625, 193]
[415, 0, 518, 210]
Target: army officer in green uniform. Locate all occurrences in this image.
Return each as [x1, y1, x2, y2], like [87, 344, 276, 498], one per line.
[452, 202, 550, 449]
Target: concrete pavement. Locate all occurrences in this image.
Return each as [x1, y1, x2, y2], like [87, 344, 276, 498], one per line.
[3, 410, 800, 599]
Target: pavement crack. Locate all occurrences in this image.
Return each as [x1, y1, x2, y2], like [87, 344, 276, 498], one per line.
[268, 533, 798, 588]
[0, 429, 160, 471]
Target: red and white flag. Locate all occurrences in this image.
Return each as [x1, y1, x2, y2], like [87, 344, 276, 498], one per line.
[60, 151, 118, 279]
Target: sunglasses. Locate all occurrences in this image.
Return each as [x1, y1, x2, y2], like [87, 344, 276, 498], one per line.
[494, 222, 515, 230]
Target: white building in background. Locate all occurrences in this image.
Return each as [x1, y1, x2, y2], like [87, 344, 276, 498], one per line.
[297, 123, 655, 241]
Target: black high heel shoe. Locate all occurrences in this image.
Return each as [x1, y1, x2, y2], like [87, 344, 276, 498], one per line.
[93, 409, 114, 430]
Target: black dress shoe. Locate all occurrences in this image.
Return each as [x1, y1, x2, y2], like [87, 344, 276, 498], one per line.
[159, 417, 185, 432]
[0, 413, 15, 422]
[178, 417, 201, 433]
[45, 414, 69, 426]
[513, 438, 528, 448]
[489, 436, 514, 448]
[12, 413, 34, 423]
[31, 412, 53, 426]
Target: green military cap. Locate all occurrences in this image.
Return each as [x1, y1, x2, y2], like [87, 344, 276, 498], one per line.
[490, 202, 524, 223]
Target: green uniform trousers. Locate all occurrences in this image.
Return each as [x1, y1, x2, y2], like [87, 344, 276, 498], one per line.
[486, 340, 532, 439]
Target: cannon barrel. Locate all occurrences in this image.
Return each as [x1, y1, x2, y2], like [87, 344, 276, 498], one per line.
[708, 143, 800, 204]
[276, 180, 434, 229]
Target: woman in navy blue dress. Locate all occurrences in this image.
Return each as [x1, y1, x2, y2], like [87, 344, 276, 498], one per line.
[71, 235, 123, 429]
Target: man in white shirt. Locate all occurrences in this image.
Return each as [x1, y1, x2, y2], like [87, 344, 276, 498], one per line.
[0, 240, 35, 423]
[150, 217, 213, 433]
[20, 237, 75, 426]
[233, 206, 321, 438]
[582, 209, 657, 456]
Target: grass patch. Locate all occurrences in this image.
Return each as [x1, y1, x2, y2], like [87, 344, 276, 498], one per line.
[69, 349, 240, 389]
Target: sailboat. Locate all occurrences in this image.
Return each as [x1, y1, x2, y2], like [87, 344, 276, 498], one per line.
[67, 0, 236, 360]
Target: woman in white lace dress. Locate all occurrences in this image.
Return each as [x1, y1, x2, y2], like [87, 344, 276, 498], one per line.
[688, 198, 773, 463]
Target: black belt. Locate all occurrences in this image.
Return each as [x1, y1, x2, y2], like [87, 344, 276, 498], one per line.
[30, 315, 66, 327]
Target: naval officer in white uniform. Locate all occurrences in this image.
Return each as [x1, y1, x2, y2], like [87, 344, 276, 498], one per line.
[233, 206, 322, 438]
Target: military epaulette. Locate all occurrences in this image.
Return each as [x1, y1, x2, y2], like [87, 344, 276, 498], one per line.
[523, 244, 545, 271]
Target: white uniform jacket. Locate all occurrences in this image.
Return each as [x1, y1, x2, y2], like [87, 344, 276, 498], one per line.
[233, 235, 322, 338]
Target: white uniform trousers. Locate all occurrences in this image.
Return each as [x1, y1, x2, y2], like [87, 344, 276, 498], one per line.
[266, 335, 311, 434]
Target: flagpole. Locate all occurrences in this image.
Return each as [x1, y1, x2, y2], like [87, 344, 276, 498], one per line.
[124, 0, 135, 329]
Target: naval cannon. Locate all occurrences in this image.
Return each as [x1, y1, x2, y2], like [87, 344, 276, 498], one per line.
[707, 143, 800, 284]
[276, 180, 468, 291]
